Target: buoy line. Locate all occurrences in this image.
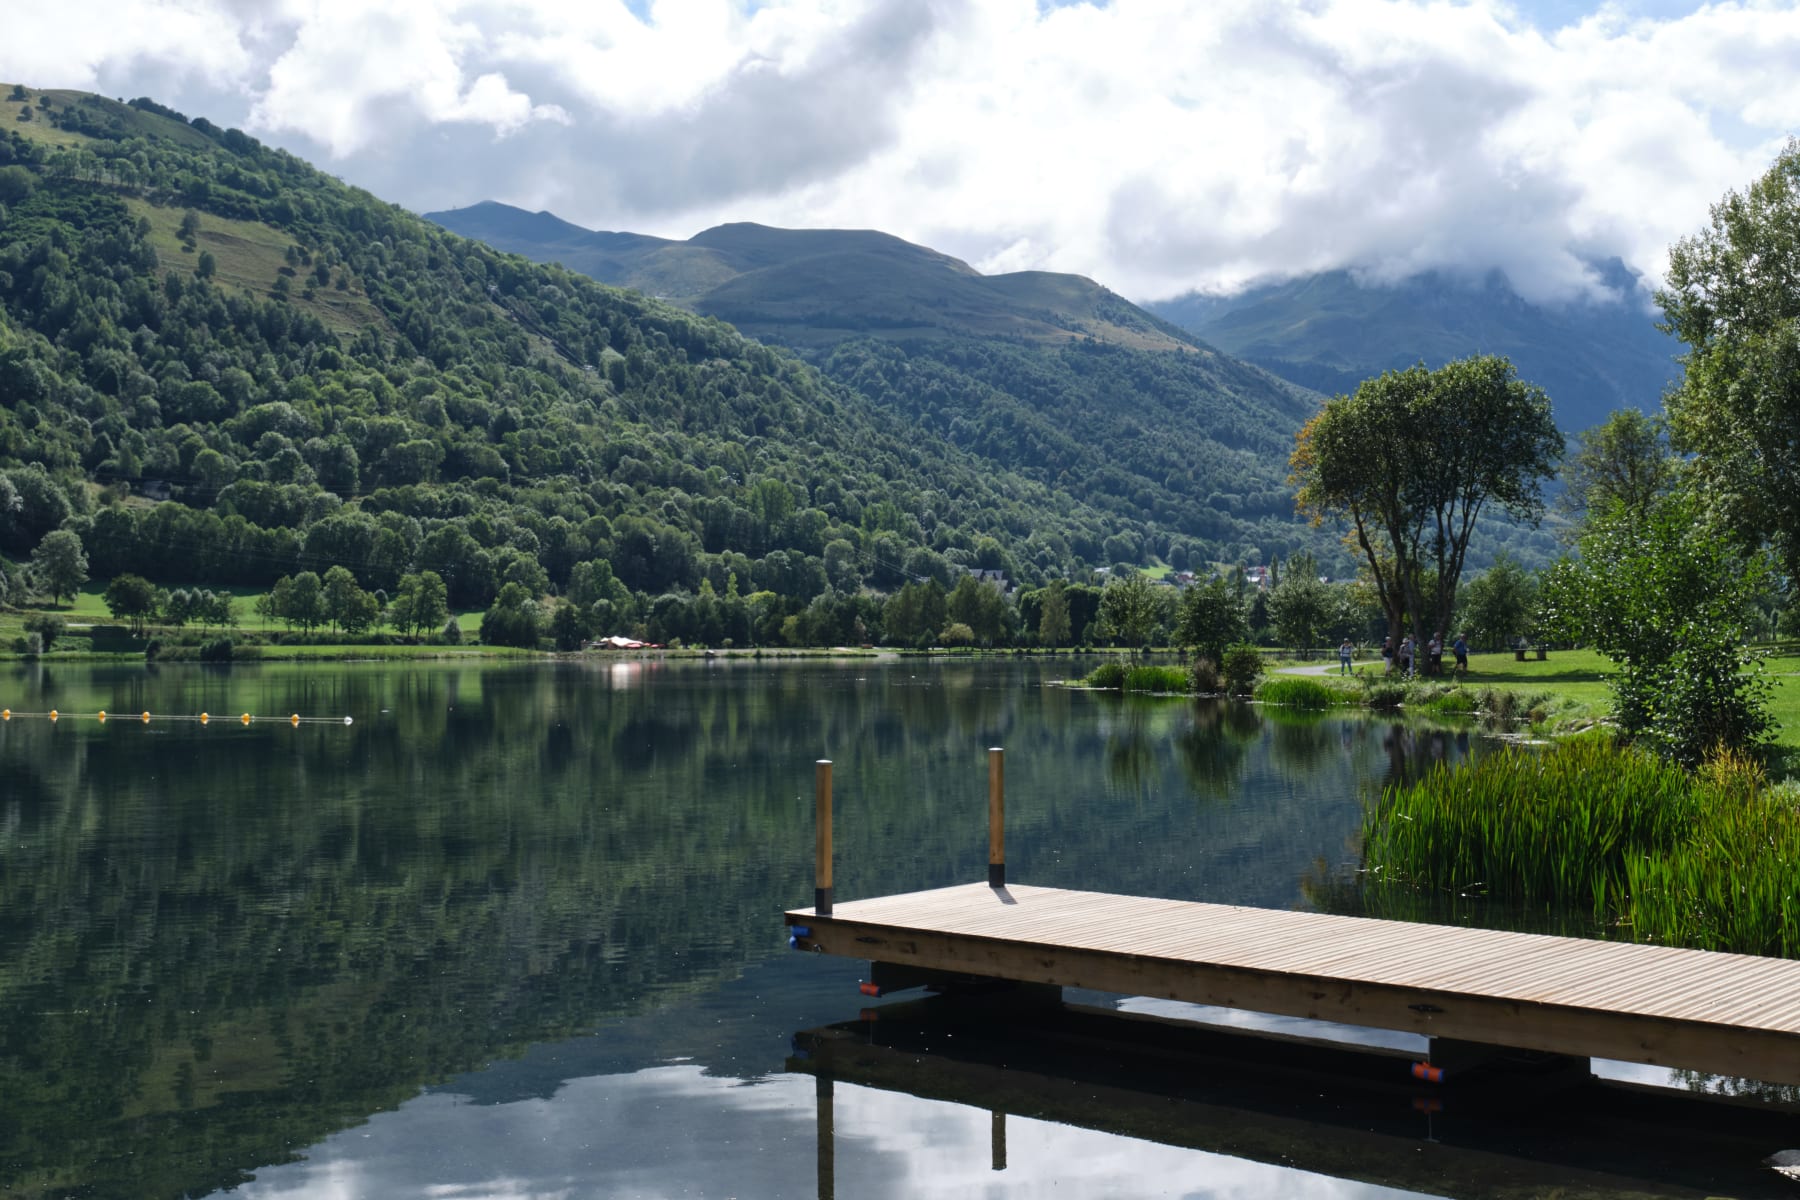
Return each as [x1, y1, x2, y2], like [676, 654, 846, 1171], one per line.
[1, 709, 353, 726]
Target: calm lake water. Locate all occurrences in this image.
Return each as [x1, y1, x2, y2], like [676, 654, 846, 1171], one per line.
[0, 658, 1782, 1199]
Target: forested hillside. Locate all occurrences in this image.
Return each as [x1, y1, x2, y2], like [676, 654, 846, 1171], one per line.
[0, 85, 1307, 644]
[431, 202, 1346, 576]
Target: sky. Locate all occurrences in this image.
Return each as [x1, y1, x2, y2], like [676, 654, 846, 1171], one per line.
[3, 0, 1798, 305]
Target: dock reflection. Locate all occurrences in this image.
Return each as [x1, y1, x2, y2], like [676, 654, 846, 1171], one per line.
[788, 994, 1800, 1199]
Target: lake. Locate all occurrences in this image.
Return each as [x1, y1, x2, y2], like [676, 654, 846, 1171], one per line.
[0, 657, 1774, 1198]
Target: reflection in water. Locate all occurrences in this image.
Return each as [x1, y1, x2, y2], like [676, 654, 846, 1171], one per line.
[226, 1064, 1429, 1200]
[0, 660, 1512, 1198]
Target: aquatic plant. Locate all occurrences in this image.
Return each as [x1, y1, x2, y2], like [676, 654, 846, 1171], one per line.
[1123, 664, 1192, 694]
[1083, 661, 1127, 689]
[1363, 738, 1800, 956]
[1255, 676, 1342, 709]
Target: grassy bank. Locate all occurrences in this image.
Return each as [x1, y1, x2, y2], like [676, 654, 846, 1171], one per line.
[1361, 738, 1800, 957]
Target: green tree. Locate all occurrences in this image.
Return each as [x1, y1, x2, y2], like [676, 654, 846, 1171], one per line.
[1455, 552, 1538, 652]
[1174, 574, 1248, 663]
[391, 571, 450, 639]
[30, 528, 88, 606]
[0, 165, 35, 205]
[1541, 492, 1770, 766]
[1037, 579, 1071, 646]
[1097, 573, 1164, 652]
[1558, 408, 1677, 534]
[1661, 142, 1800, 577]
[946, 573, 1008, 645]
[1265, 552, 1332, 649]
[322, 565, 371, 633]
[22, 612, 64, 652]
[480, 581, 542, 648]
[275, 571, 326, 632]
[196, 250, 216, 279]
[104, 573, 160, 635]
[1291, 355, 1560, 647]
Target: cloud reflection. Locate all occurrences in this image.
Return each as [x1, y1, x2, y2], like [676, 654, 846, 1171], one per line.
[221, 1062, 1433, 1199]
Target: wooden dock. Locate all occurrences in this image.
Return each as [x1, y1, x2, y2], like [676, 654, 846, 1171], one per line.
[787, 752, 1800, 1086]
[785, 881, 1800, 1084]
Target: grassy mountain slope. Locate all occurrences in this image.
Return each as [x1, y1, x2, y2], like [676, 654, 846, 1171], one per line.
[429, 202, 1197, 350]
[1, 84, 1256, 639]
[1151, 266, 1681, 432]
[429, 202, 1348, 572]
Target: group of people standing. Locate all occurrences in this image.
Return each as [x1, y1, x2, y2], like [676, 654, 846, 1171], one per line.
[1336, 632, 1469, 677]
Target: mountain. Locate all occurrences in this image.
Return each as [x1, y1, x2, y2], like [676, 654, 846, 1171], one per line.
[3, 83, 1292, 643]
[428, 203, 1370, 575]
[428, 201, 1199, 351]
[1149, 265, 1681, 432]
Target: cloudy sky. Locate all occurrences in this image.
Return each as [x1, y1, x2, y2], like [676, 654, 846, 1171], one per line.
[4, 0, 1797, 304]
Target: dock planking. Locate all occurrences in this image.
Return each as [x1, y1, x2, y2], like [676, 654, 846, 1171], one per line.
[785, 882, 1800, 1085]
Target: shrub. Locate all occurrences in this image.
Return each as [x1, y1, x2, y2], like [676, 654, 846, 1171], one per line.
[198, 638, 234, 662]
[441, 616, 464, 645]
[1361, 680, 1407, 709]
[1256, 676, 1341, 709]
[1221, 643, 1263, 696]
[22, 613, 64, 652]
[1084, 661, 1127, 689]
[1190, 656, 1221, 694]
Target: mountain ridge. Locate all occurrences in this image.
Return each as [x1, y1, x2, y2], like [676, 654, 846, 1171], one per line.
[1149, 265, 1680, 431]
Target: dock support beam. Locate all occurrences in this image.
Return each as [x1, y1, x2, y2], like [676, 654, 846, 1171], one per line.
[815, 759, 833, 915]
[988, 747, 1005, 889]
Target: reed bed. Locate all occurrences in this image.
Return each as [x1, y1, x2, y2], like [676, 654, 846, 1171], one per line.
[1123, 664, 1193, 694]
[1079, 662, 1192, 694]
[1255, 676, 1345, 709]
[1362, 739, 1800, 956]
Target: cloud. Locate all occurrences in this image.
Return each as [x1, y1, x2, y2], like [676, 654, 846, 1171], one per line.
[2, 0, 1797, 303]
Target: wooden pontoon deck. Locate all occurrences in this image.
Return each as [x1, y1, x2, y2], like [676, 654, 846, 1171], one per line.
[786, 882, 1800, 1083]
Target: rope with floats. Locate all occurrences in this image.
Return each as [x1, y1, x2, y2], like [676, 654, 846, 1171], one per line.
[1, 709, 353, 726]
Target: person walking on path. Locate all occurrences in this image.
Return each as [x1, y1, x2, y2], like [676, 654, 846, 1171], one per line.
[1453, 632, 1469, 676]
[1382, 635, 1393, 676]
[1400, 635, 1415, 678]
[1338, 638, 1354, 675]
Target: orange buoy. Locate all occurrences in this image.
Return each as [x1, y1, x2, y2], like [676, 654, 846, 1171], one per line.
[290, 713, 301, 726]
[199, 712, 209, 724]
[48, 710, 58, 722]
[141, 711, 150, 722]
[97, 710, 107, 722]
[2, 709, 10, 720]
[240, 712, 251, 725]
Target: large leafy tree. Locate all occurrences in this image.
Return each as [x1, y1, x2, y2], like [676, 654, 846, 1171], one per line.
[1661, 141, 1800, 575]
[1174, 573, 1249, 662]
[1290, 356, 1560, 646]
[1096, 573, 1167, 652]
[30, 528, 88, 606]
[103, 573, 159, 635]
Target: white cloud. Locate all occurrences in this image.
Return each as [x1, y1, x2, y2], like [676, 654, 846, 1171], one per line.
[2, 0, 1797, 302]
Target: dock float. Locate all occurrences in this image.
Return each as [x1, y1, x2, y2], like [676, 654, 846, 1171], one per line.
[785, 752, 1800, 1086]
